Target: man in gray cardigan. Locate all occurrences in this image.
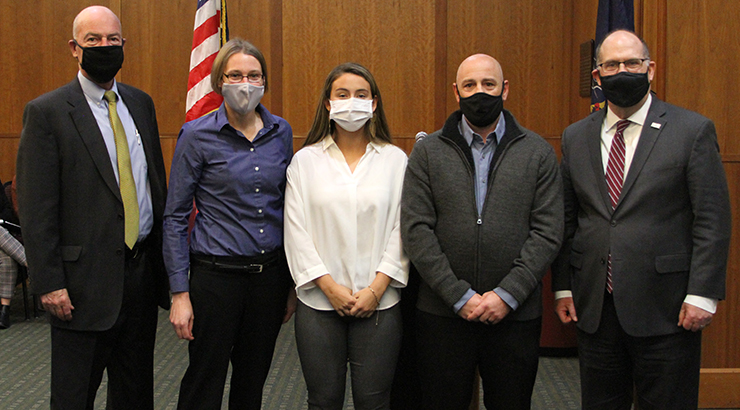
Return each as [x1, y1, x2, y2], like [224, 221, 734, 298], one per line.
[401, 54, 563, 410]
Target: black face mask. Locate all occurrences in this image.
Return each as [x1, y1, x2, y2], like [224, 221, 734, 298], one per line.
[458, 89, 504, 128]
[75, 41, 124, 84]
[600, 71, 650, 108]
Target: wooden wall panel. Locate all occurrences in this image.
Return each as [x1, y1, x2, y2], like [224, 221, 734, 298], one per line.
[224, 0, 277, 116]
[281, 0, 438, 140]
[701, 161, 740, 369]
[0, 1, 119, 135]
[664, 1, 740, 157]
[0, 1, 119, 182]
[119, 0, 194, 136]
[446, 0, 572, 139]
[568, 0, 599, 124]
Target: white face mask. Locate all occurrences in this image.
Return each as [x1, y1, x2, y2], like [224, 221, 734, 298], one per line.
[329, 98, 374, 132]
[221, 83, 264, 115]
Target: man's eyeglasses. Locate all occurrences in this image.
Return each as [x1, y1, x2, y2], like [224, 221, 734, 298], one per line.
[223, 72, 264, 84]
[597, 58, 649, 74]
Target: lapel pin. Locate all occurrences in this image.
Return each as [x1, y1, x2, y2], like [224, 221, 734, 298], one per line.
[651, 122, 662, 129]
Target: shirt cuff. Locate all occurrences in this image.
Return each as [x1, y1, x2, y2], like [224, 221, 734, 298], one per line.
[453, 288, 476, 313]
[168, 270, 190, 294]
[554, 290, 573, 300]
[493, 287, 519, 311]
[684, 294, 718, 314]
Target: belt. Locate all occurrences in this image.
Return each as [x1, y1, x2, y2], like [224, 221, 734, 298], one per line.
[191, 249, 283, 273]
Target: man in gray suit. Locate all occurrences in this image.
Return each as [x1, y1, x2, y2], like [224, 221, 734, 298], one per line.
[553, 30, 731, 409]
[16, 6, 169, 409]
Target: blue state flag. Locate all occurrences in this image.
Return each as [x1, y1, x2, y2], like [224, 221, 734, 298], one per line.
[592, 0, 635, 112]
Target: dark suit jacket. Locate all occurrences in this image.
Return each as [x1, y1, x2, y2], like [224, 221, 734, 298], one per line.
[16, 78, 170, 331]
[552, 97, 731, 337]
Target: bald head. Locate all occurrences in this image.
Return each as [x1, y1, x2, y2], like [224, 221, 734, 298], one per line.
[72, 6, 122, 41]
[596, 30, 649, 64]
[454, 53, 508, 103]
[456, 54, 503, 85]
[68, 6, 125, 88]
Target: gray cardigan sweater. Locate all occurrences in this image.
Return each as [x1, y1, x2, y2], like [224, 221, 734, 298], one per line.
[401, 110, 563, 320]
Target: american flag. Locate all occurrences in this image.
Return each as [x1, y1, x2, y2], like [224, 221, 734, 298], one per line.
[186, 0, 228, 122]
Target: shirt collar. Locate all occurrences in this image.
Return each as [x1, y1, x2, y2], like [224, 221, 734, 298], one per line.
[78, 71, 120, 102]
[460, 112, 506, 147]
[215, 102, 277, 135]
[321, 135, 382, 153]
[605, 93, 652, 132]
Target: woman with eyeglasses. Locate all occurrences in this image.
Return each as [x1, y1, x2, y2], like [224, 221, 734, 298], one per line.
[163, 38, 296, 410]
[284, 62, 409, 409]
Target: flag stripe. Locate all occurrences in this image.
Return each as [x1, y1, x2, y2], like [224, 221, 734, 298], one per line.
[187, 0, 226, 121]
[189, 32, 221, 71]
[187, 75, 216, 112]
[192, 13, 220, 49]
[193, 1, 218, 29]
[187, 53, 218, 90]
[186, 92, 222, 121]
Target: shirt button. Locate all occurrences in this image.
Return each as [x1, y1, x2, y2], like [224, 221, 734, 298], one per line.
[261, 250, 265, 254]
[255, 166, 259, 171]
[250, 148, 255, 152]
[255, 188, 260, 193]
[258, 209, 263, 213]
[260, 229, 264, 233]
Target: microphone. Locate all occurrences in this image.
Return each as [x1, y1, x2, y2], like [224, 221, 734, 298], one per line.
[415, 131, 428, 143]
[0, 219, 21, 232]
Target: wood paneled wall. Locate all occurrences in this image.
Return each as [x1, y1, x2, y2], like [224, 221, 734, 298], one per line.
[0, 0, 737, 387]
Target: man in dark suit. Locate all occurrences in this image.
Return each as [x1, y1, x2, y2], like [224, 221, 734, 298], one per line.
[16, 6, 169, 409]
[553, 30, 731, 409]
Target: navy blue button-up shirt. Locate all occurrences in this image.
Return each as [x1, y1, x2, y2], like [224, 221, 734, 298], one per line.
[163, 103, 293, 293]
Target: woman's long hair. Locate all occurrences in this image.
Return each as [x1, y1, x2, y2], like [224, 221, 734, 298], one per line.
[303, 62, 392, 147]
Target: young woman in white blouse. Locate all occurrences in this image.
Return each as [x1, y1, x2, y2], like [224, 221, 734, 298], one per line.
[284, 62, 409, 410]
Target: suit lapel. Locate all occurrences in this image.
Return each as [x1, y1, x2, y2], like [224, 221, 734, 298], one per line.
[617, 98, 667, 209]
[67, 79, 122, 201]
[586, 110, 613, 213]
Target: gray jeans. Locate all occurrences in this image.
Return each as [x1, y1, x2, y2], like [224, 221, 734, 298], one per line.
[295, 301, 402, 410]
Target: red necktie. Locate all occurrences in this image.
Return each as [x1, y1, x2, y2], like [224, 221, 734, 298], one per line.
[605, 119, 630, 293]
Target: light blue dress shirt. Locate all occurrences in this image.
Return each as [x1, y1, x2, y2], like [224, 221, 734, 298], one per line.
[452, 114, 519, 313]
[78, 72, 153, 240]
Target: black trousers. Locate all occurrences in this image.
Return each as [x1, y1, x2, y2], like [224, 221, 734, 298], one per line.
[177, 252, 292, 410]
[578, 292, 702, 410]
[50, 247, 158, 410]
[416, 310, 542, 410]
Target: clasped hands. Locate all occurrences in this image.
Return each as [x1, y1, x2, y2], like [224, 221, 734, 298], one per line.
[458, 290, 511, 324]
[324, 283, 379, 318]
[316, 275, 380, 319]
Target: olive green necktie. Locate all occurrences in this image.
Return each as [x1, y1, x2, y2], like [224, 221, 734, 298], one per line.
[104, 90, 139, 249]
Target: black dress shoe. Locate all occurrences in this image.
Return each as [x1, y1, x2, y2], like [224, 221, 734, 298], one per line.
[0, 304, 10, 329]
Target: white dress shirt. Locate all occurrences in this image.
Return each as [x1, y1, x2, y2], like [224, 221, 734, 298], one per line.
[284, 136, 409, 311]
[556, 94, 717, 314]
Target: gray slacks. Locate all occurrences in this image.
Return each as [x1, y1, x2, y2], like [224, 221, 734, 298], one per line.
[295, 301, 402, 410]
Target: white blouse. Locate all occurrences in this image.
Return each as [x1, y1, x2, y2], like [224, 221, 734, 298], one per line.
[284, 137, 409, 311]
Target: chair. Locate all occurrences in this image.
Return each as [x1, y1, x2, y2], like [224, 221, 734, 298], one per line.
[15, 265, 39, 320]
